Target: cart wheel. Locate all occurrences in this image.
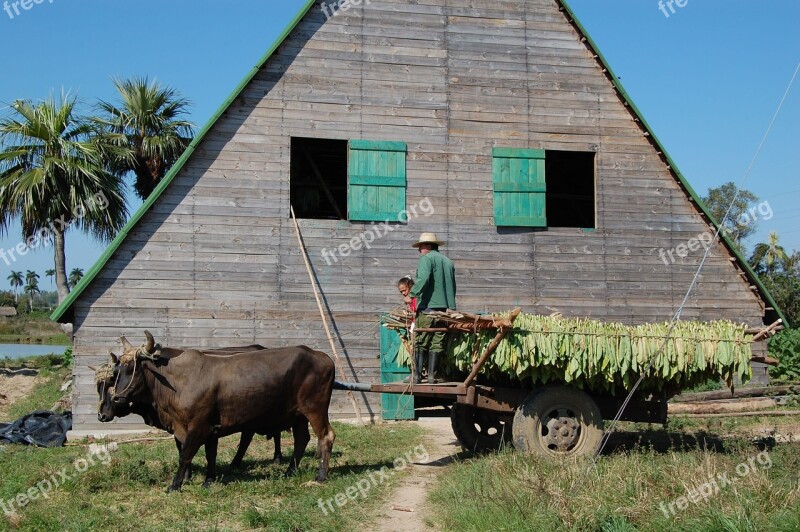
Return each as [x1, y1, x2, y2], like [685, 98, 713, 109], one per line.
[450, 403, 513, 453]
[512, 387, 603, 458]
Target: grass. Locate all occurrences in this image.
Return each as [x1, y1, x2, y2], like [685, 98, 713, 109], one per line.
[0, 312, 69, 345]
[0, 421, 427, 531]
[0, 353, 426, 530]
[428, 438, 800, 531]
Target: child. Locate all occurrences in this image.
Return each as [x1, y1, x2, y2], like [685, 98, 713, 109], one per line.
[397, 276, 417, 313]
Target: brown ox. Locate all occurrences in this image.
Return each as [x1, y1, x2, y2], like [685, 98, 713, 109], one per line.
[109, 332, 336, 491]
[95, 344, 284, 482]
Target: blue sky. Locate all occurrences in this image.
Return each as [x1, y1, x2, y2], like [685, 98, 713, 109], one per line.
[0, 0, 798, 292]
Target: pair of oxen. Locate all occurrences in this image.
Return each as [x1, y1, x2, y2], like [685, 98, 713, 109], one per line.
[95, 331, 336, 491]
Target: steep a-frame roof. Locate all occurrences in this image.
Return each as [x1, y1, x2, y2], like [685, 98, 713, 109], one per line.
[51, 0, 787, 326]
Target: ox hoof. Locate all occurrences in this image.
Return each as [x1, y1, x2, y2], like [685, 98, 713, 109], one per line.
[166, 485, 182, 493]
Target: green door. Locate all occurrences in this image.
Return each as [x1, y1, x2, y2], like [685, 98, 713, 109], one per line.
[380, 317, 415, 420]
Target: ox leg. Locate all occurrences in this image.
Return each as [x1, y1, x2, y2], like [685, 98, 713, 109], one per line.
[273, 432, 283, 464]
[230, 431, 254, 469]
[308, 415, 335, 482]
[285, 418, 310, 478]
[174, 438, 191, 483]
[169, 434, 204, 492]
[203, 437, 219, 487]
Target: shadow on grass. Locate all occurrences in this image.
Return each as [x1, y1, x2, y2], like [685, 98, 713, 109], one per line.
[600, 429, 778, 455]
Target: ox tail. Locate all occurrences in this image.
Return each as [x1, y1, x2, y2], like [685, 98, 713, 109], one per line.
[333, 380, 372, 392]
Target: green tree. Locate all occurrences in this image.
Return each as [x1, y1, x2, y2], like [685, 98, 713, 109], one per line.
[23, 274, 39, 313]
[45, 268, 55, 289]
[0, 290, 16, 308]
[7, 270, 23, 302]
[750, 231, 789, 275]
[762, 273, 800, 328]
[68, 267, 84, 289]
[95, 77, 194, 200]
[702, 183, 759, 250]
[0, 94, 128, 303]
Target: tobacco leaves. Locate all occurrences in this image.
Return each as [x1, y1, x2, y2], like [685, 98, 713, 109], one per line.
[396, 313, 754, 393]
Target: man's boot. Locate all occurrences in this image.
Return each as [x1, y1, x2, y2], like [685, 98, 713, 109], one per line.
[403, 349, 425, 384]
[428, 351, 440, 384]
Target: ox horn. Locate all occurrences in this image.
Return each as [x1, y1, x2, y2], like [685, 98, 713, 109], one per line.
[143, 330, 155, 355]
[119, 335, 134, 351]
[109, 351, 119, 364]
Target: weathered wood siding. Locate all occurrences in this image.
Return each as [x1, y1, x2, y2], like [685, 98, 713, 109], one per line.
[71, 0, 768, 433]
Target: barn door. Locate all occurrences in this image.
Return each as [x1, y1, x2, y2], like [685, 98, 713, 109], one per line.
[380, 316, 415, 420]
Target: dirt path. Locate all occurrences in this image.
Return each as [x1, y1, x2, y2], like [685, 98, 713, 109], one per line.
[368, 417, 461, 532]
[0, 373, 43, 420]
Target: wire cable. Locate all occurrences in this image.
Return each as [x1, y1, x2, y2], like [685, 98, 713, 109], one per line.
[594, 61, 800, 458]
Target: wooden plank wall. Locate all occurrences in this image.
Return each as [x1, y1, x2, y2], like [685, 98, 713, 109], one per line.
[70, 0, 769, 433]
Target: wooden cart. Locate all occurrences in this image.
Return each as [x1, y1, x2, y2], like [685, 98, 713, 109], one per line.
[337, 308, 671, 457]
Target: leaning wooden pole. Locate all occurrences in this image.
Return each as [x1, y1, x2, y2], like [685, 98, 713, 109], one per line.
[290, 207, 366, 425]
[463, 307, 522, 387]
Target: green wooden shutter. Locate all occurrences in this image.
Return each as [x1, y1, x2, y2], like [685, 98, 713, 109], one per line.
[492, 147, 547, 227]
[348, 140, 407, 222]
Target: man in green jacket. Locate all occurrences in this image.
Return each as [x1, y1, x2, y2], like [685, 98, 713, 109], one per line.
[404, 232, 457, 384]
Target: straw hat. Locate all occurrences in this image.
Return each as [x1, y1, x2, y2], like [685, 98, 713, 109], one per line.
[412, 232, 445, 248]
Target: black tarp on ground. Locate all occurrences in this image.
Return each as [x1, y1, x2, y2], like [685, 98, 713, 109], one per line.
[0, 410, 72, 447]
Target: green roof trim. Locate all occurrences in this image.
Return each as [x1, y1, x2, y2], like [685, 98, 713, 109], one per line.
[50, 0, 318, 323]
[53, 0, 787, 329]
[558, 0, 787, 327]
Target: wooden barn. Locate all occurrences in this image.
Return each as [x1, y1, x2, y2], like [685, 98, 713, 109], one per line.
[52, 0, 784, 435]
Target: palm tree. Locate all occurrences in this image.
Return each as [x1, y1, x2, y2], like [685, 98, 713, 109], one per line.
[0, 94, 129, 303]
[750, 231, 789, 275]
[782, 251, 800, 277]
[45, 268, 55, 289]
[7, 270, 23, 302]
[68, 267, 84, 289]
[95, 77, 194, 200]
[23, 274, 39, 312]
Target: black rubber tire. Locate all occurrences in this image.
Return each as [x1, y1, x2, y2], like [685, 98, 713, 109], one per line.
[450, 403, 513, 453]
[512, 387, 603, 458]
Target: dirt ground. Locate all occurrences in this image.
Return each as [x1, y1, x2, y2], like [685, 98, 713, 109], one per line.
[367, 417, 461, 532]
[0, 373, 44, 420]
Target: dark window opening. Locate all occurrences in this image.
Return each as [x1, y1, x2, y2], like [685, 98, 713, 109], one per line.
[290, 137, 348, 219]
[545, 150, 596, 228]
